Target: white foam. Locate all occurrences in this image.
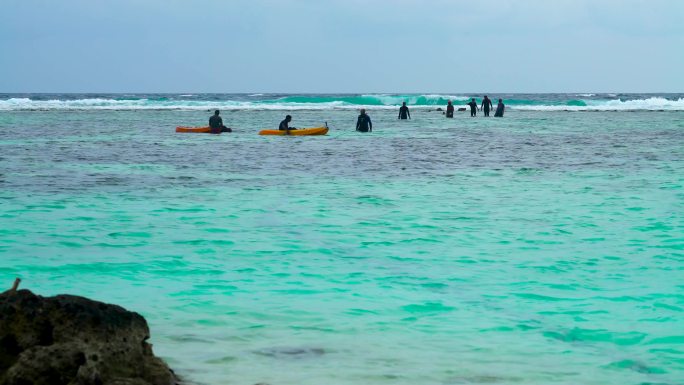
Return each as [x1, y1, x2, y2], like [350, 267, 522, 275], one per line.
[512, 97, 684, 111]
[1, 96, 682, 111]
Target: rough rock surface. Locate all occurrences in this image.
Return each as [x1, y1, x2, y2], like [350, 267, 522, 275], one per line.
[0, 289, 179, 385]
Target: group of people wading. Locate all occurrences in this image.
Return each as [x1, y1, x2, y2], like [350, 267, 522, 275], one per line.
[208, 96, 506, 134]
[393, 98, 505, 122]
[450, 96, 505, 118]
[355, 97, 505, 133]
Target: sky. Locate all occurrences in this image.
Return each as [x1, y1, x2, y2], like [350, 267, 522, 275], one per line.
[1, 0, 683, 93]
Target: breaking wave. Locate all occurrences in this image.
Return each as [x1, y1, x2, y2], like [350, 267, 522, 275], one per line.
[0, 94, 682, 111]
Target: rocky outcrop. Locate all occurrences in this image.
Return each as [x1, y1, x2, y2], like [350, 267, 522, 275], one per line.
[0, 288, 179, 385]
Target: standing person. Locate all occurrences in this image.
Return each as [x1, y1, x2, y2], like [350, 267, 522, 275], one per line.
[481, 95, 493, 117]
[494, 99, 505, 117]
[446, 100, 455, 118]
[209, 110, 232, 133]
[356, 109, 373, 132]
[467, 98, 478, 117]
[398, 102, 411, 120]
[279, 115, 297, 134]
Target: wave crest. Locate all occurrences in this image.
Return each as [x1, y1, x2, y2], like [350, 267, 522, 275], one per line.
[1, 95, 682, 111]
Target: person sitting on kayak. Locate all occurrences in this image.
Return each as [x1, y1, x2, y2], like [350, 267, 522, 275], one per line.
[356, 109, 372, 132]
[209, 110, 232, 134]
[279, 115, 297, 134]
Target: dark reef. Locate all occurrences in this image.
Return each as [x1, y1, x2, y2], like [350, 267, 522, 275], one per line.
[0, 287, 179, 385]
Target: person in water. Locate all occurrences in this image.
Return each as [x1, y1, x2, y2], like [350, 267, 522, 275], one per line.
[209, 110, 232, 133]
[398, 102, 411, 120]
[279, 115, 297, 134]
[467, 98, 478, 117]
[481, 95, 493, 117]
[356, 109, 372, 132]
[446, 100, 454, 118]
[494, 99, 505, 117]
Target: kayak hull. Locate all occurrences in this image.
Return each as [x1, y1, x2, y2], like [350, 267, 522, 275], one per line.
[259, 127, 329, 136]
[176, 126, 212, 133]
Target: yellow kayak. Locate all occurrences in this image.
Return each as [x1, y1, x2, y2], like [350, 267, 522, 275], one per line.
[259, 127, 329, 136]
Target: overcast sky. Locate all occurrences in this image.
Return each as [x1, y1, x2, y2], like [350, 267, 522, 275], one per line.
[1, 0, 683, 93]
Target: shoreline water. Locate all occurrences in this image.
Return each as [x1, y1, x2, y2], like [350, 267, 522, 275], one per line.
[1, 97, 682, 385]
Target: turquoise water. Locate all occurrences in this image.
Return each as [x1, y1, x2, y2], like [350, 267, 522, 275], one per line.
[1, 100, 683, 385]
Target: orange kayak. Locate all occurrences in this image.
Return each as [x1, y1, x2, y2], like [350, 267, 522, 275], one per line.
[258, 127, 329, 136]
[176, 126, 212, 133]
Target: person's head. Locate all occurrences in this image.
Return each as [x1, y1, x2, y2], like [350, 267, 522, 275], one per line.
[360, 109, 366, 115]
[498, 98, 503, 103]
[484, 95, 488, 99]
[448, 100, 452, 105]
[471, 98, 476, 102]
[285, 115, 292, 122]
[214, 110, 220, 115]
[402, 102, 406, 106]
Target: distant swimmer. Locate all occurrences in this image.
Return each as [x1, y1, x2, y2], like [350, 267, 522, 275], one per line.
[209, 110, 232, 134]
[481, 95, 493, 117]
[279, 115, 297, 134]
[356, 109, 373, 132]
[494, 99, 505, 117]
[467, 98, 478, 117]
[398, 102, 411, 120]
[446, 100, 454, 118]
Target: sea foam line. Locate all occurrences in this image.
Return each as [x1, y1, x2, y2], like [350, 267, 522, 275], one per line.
[0, 97, 682, 111]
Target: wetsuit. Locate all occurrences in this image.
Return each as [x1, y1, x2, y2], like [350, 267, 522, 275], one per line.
[398, 106, 410, 120]
[446, 104, 454, 118]
[279, 119, 298, 133]
[209, 115, 232, 133]
[467, 101, 478, 117]
[209, 115, 223, 134]
[481, 98, 493, 117]
[494, 102, 505, 117]
[356, 113, 372, 132]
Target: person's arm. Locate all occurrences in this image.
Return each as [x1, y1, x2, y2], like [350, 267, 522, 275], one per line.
[398, 109, 401, 119]
[368, 116, 372, 132]
[407, 108, 411, 119]
[356, 117, 360, 131]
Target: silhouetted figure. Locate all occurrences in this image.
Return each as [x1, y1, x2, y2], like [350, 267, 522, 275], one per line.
[398, 102, 411, 120]
[446, 100, 454, 118]
[494, 99, 505, 117]
[356, 109, 373, 132]
[209, 110, 232, 133]
[279, 115, 297, 134]
[467, 99, 478, 117]
[481, 96, 493, 117]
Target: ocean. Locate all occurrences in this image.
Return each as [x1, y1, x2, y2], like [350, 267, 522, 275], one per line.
[1, 93, 682, 385]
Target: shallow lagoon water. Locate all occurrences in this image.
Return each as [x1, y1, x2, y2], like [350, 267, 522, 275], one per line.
[1, 104, 683, 385]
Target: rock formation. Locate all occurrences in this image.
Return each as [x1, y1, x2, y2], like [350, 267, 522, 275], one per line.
[0, 286, 179, 385]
